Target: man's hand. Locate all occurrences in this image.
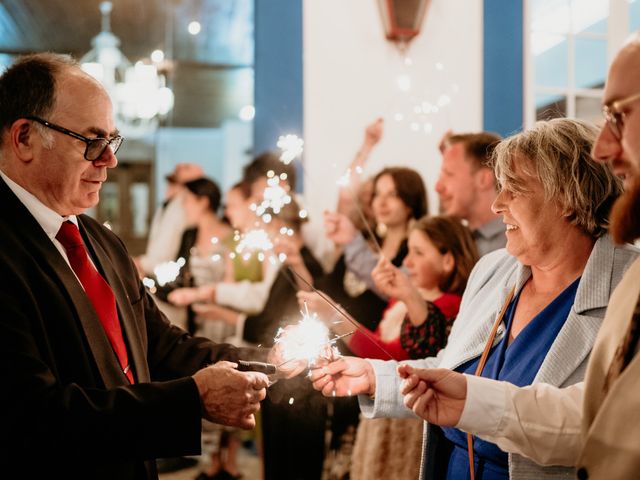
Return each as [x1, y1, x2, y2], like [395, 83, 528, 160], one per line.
[324, 211, 358, 246]
[193, 361, 268, 429]
[309, 356, 375, 397]
[398, 365, 467, 426]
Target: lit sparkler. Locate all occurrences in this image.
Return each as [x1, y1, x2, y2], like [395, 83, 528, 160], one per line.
[274, 303, 339, 367]
[153, 257, 186, 286]
[277, 134, 304, 165]
[250, 172, 292, 222]
[235, 229, 274, 255]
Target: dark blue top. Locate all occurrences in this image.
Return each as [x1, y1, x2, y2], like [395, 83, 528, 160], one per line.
[442, 277, 581, 480]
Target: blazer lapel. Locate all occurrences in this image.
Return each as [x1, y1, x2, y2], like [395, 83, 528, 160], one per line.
[0, 180, 125, 389]
[79, 218, 150, 383]
[535, 236, 614, 386]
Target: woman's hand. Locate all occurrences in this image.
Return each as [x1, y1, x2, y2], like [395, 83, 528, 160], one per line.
[371, 257, 413, 300]
[309, 356, 376, 397]
[167, 287, 200, 306]
[192, 302, 240, 326]
[324, 211, 358, 246]
[168, 284, 216, 306]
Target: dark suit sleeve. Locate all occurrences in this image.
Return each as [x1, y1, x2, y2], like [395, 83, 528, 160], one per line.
[0, 272, 204, 462]
[0, 231, 256, 464]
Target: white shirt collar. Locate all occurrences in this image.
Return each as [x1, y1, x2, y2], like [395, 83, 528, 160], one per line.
[0, 169, 78, 239]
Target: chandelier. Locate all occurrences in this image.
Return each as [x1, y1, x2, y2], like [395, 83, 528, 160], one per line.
[80, 1, 174, 138]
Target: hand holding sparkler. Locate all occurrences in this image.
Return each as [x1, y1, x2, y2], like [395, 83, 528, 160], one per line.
[324, 210, 358, 246]
[192, 361, 268, 429]
[267, 304, 344, 380]
[399, 365, 467, 426]
[167, 284, 215, 306]
[371, 257, 412, 300]
[363, 117, 384, 148]
[309, 356, 376, 398]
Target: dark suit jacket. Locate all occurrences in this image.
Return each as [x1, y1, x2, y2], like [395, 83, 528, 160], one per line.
[0, 178, 246, 479]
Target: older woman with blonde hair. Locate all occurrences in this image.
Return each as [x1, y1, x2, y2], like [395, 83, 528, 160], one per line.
[309, 118, 639, 479]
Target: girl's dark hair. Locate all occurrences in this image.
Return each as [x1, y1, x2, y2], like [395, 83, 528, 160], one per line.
[184, 177, 222, 213]
[412, 215, 479, 296]
[373, 167, 428, 221]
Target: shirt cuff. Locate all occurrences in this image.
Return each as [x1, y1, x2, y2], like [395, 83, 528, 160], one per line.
[456, 374, 507, 436]
[358, 359, 403, 418]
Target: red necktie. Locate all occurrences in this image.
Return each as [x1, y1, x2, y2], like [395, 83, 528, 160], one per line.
[56, 221, 134, 383]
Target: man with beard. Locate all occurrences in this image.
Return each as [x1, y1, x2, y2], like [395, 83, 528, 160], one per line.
[398, 33, 640, 479]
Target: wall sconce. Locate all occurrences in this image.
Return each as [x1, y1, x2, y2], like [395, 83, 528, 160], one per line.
[377, 0, 431, 46]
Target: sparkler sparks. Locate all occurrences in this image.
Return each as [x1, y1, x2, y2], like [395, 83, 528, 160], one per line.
[277, 134, 304, 165]
[274, 303, 339, 366]
[153, 257, 186, 286]
[251, 173, 293, 222]
[142, 277, 157, 294]
[235, 229, 274, 254]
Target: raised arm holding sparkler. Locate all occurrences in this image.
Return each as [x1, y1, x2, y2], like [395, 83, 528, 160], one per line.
[336, 117, 384, 219]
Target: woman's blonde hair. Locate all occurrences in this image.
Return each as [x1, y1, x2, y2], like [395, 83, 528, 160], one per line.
[492, 118, 622, 238]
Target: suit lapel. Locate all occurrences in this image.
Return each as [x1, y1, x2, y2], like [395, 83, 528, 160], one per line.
[79, 218, 150, 383]
[0, 179, 125, 388]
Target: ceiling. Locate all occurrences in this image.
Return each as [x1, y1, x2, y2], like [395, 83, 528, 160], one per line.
[0, 0, 254, 127]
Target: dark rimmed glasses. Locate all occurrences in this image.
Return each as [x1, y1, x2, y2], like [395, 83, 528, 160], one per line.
[602, 91, 640, 141]
[26, 116, 123, 161]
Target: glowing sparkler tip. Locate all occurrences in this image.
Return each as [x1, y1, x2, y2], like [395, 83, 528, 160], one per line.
[236, 229, 274, 254]
[288, 397, 294, 405]
[153, 259, 185, 286]
[277, 134, 304, 164]
[273, 307, 334, 367]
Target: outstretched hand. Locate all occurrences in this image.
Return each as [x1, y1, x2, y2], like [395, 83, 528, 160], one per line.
[309, 356, 375, 397]
[398, 365, 467, 426]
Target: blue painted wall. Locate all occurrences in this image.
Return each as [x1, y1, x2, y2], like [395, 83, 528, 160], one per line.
[253, 0, 303, 169]
[484, 0, 524, 137]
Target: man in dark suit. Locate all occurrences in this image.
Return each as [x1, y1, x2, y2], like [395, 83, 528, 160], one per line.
[0, 53, 269, 479]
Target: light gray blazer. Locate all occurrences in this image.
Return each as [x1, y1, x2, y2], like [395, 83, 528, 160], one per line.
[360, 234, 639, 479]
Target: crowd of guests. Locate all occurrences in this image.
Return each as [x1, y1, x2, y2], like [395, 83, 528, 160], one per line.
[130, 74, 640, 480]
[140, 49, 640, 477]
[4, 31, 638, 480]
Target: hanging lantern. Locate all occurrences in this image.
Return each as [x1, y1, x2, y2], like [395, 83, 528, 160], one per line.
[377, 0, 431, 44]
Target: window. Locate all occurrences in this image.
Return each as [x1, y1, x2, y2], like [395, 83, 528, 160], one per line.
[525, 0, 634, 127]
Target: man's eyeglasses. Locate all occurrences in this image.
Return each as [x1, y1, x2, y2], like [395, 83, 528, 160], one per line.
[26, 116, 123, 161]
[602, 91, 640, 141]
